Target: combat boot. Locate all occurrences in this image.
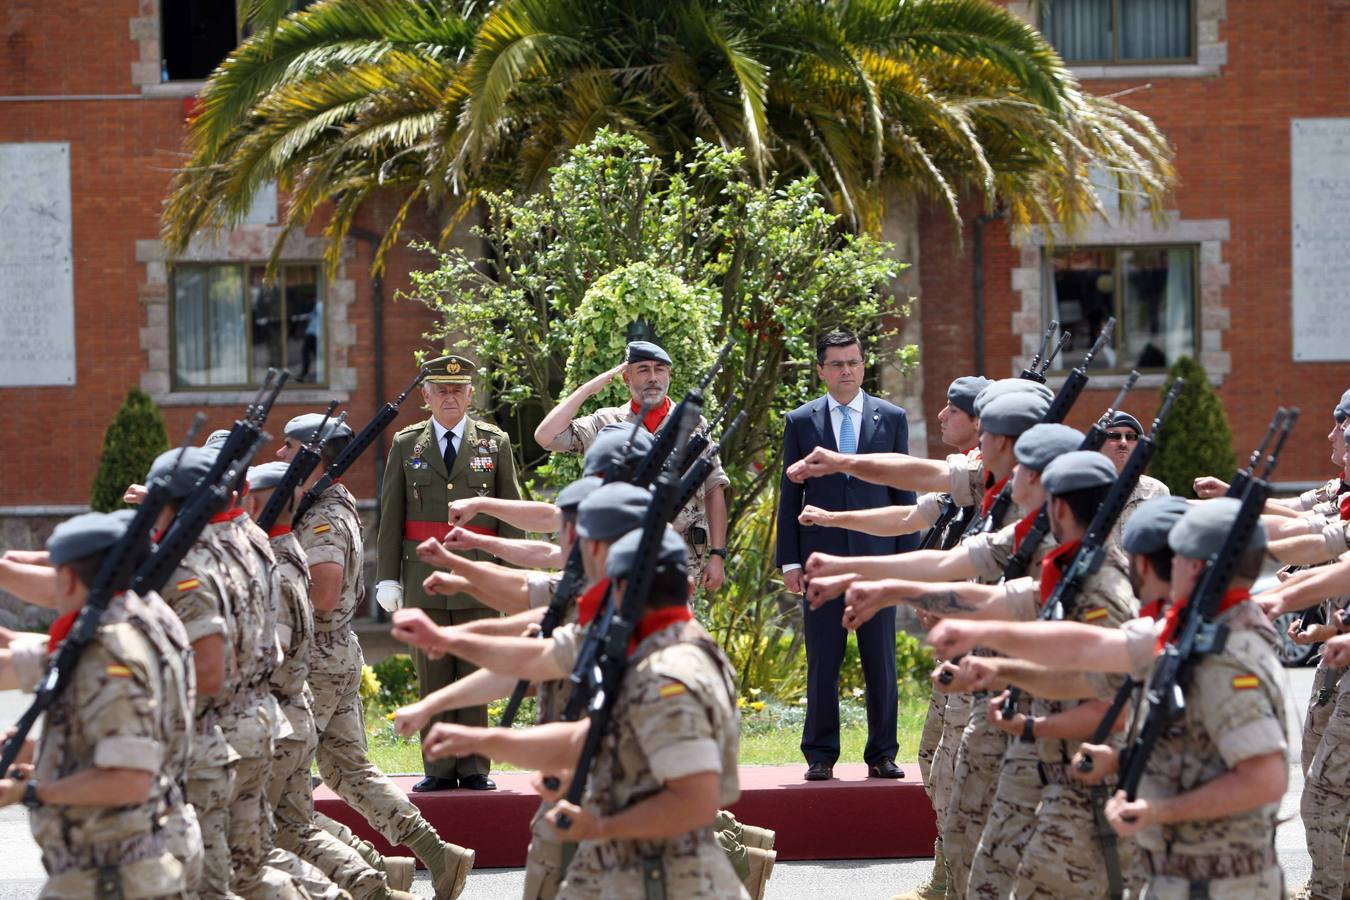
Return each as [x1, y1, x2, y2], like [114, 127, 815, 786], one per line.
[890, 838, 947, 900]
[406, 826, 475, 900]
[381, 857, 416, 892]
[744, 847, 776, 900]
[740, 824, 776, 851]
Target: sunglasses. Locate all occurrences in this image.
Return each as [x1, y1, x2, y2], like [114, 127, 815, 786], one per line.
[1105, 431, 1140, 443]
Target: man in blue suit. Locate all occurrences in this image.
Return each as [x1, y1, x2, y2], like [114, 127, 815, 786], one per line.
[776, 330, 918, 781]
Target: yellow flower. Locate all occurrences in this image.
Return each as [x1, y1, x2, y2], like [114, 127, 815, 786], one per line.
[737, 697, 746, 709]
[385, 711, 396, 721]
[750, 701, 766, 712]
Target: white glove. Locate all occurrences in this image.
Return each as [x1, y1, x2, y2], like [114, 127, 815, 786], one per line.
[375, 580, 404, 613]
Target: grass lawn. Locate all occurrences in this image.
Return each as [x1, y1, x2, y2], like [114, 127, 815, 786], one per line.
[362, 693, 928, 775]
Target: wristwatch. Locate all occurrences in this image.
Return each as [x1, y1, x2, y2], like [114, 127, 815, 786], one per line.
[708, 548, 728, 559]
[1019, 717, 1036, 744]
[21, 781, 42, 810]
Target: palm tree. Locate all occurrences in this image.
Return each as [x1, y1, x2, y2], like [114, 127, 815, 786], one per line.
[163, 0, 1174, 268]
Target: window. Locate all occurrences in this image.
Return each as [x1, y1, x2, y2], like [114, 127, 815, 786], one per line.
[1045, 246, 1196, 372]
[1039, 0, 1193, 64]
[172, 263, 325, 388]
[161, 1, 316, 81]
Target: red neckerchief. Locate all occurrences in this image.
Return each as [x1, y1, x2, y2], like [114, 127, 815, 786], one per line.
[628, 606, 694, 656]
[1138, 598, 1166, 622]
[1038, 539, 1082, 607]
[1012, 509, 1039, 551]
[48, 609, 79, 652]
[268, 524, 291, 538]
[1339, 492, 1350, 521]
[209, 506, 245, 524]
[577, 578, 611, 626]
[1156, 588, 1251, 651]
[980, 474, 1010, 517]
[630, 397, 672, 434]
[963, 444, 979, 456]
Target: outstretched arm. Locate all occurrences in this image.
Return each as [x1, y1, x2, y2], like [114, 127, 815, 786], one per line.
[799, 504, 928, 537]
[441, 526, 562, 569]
[394, 669, 520, 736]
[0, 558, 58, 609]
[448, 499, 562, 537]
[787, 449, 949, 494]
[841, 579, 1003, 631]
[391, 609, 566, 680]
[928, 619, 1140, 674]
[1259, 558, 1350, 616]
[424, 720, 587, 772]
[1269, 533, 1342, 567]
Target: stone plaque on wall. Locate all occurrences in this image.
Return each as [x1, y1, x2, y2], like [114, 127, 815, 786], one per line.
[1292, 119, 1350, 362]
[0, 142, 76, 385]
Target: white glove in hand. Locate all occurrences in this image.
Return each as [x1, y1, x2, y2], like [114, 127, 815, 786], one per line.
[375, 580, 404, 612]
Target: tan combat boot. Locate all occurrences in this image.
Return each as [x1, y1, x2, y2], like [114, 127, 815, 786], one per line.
[381, 857, 416, 893]
[740, 824, 777, 851]
[744, 847, 776, 900]
[890, 838, 947, 900]
[406, 827, 475, 900]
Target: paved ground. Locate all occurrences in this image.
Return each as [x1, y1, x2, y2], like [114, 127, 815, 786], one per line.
[0, 666, 1320, 898]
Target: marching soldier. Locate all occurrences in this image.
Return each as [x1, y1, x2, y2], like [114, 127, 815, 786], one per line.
[1098, 411, 1171, 544]
[375, 353, 525, 792]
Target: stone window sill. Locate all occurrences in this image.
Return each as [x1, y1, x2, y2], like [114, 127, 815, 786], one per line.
[1068, 62, 1220, 80]
[141, 81, 206, 98]
[1043, 372, 1168, 391]
[152, 388, 351, 407]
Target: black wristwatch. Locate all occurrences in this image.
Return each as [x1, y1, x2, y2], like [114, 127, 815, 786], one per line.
[1019, 717, 1036, 744]
[709, 548, 728, 559]
[21, 781, 42, 810]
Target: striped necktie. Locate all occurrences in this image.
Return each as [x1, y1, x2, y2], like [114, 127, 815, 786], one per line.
[837, 405, 857, 454]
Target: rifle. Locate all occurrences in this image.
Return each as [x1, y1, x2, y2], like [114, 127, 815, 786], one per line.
[673, 411, 746, 511]
[997, 378, 1184, 717]
[0, 415, 206, 775]
[675, 404, 731, 478]
[293, 367, 428, 525]
[630, 341, 732, 488]
[255, 401, 342, 532]
[1114, 409, 1297, 803]
[1020, 322, 1057, 382]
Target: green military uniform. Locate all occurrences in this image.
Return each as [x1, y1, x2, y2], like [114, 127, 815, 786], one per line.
[376, 354, 524, 783]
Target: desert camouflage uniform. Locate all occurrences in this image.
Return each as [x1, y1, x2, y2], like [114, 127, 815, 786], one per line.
[1133, 601, 1287, 899]
[522, 573, 572, 900]
[1292, 475, 1347, 512]
[29, 594, 186, 898]
[1113, 476, 1171, 545]
[1300, 591, 1350, 900]
[541, 405, 729, 587]
[557, 620, 748, 899]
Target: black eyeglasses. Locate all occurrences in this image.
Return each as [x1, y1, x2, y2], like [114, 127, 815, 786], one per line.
[1105, 431, 1139, 443]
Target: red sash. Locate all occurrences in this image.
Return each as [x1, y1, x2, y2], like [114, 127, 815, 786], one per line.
[577, 578, 611, 625]
[48, 609, 78, 653]
[402, 521, 497, 542]
[209, 506, 245, 524]
[1038, 539, 1082, 607]
[268, 524, 292, 538]
[1012, 510, 1039, 552]
[980, 474, 1010, 518]
[629, 606, 694, 656]
[631, 397, 673, 434]
[1156, 588, 1251, 652]
[1138, 598, 1166, 622]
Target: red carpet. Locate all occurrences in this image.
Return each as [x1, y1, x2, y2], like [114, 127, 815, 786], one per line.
[314, 764, 936, 867]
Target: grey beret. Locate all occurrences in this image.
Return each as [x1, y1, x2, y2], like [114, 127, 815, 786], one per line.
[246, 461, 292, 492]
[284, 413, 354, 445]
[556, 475, 603, 512]
[204, 429, 232, 449]
[146, 446, 217, 500]
[1108, 412, 1144, 436]
[1337, 388, 1350, 423]
[1014, 424, 1085, 473]
[576, 482, 652, 541]
[1168, 496, 1268, 560]
[582, 423, 654, 476]
[47, 512, 128, 565]
[1040, 450, 1118, 495]
[947, 376, 993, 417]
[979, 391, 1051, 437]
[974, 378, 1054, 415]
[605, 526, 688, 580]
[627, 341, 672, 366]
[1120, 496, 1191, 556]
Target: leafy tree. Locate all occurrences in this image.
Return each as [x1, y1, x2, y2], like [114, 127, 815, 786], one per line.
[89, 389, 170, 512]
[1151, 356, 1237, 498]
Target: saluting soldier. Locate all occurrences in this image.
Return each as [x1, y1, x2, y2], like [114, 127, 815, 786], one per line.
[375, 353, 525, 792]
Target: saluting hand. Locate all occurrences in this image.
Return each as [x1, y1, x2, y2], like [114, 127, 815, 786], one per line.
[1192, 476, 1230, 499]
[416, 537, 458, 569]
[786, 447, 845, 484]
[393, 701, 431, 738]
[390, 609, 446, 657]
[441, 527, 482, 553]
[798, 506, 834, 527]
[926, 620, 981, 658]
[446, 499, 483, 528]
[806, 573, 855, 609]
[804, 552, 846, 578]
[842, 579, 891, 629]
[422, 572, 470, 600]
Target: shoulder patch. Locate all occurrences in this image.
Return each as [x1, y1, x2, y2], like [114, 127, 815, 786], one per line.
[1231, 674, 1260, 690]
[176, 577, 200, 592]
[658, 682, 688, 699]
[1083, 607, 1109, 622]
[106, 664, 133, 678]
[311, 523, 332, 535]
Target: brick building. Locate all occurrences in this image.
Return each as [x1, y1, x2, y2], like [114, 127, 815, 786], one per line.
[2, 0, 1348, 598]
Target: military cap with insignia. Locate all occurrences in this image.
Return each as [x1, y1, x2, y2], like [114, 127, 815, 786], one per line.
[1168, 496, 1268, 560]
[1107, 412, 1144, 436]
[556, 475, 604, 512]
[423, 354, 477, 384]
[246, 460, 292, 492]
[583, 423, 655, 477]
[979, 391, 1051, 437]
[1014, 424, 1085, 473]
[626, 341, 672, 366]
[1040, 450, 1118, 495]
[974, 378, 1055, 414]
[146, 446, 217, 501]
[947, 376, 993, 417]
[284, 413, 354, 444]
[47, 511, 131, 565]
[606, 526, 687, 580]
[1337, 387, 1350, 423]
[1121, 495, 1190, 556]
[576, 482, 652, 541]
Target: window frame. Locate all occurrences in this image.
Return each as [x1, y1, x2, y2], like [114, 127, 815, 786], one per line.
[169, 261, 328, 391]
[1039, 0, 1198, 67]
[1041, 242, 1200, 375]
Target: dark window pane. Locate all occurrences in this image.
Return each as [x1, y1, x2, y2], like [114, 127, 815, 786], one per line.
[161, 0, 238, 81]
[285, 266, 324, 384]
[1048, 248, 1118, 369]
[1119, 0, 1191, 60]
[1121, 247, 1194, 368]
[1040, 0, 1112, 62]
[248, 266, 284, 384]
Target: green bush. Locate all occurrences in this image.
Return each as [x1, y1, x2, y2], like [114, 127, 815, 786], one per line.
[1150, 357, 1237, 498]
[89, 388, 170, 512]
[370, 654, 419, 711]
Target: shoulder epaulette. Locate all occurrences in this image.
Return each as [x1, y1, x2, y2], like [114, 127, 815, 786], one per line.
[394, 421, 427, 437]
[473, 418, 508, 436]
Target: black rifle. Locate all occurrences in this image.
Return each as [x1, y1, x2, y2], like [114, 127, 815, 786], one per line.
[293, 367, 428, 525]
[996, 378, 1184, 717]
[675, 404, 731, 479]
[674, 412, 746, 511]
[1114, 409, 1297, 804]
[0, 416, 206, 775]
[630, 341, 732, 488]
[255, 402, 342, 532]
[1020, 321, 1058, 382]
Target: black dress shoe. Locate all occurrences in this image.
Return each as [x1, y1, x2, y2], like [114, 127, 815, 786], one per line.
[411, 776, 457, 792]
[868, 759, 904, 779]
[804, 762, 834, 781]
[459, 774, 497, 791]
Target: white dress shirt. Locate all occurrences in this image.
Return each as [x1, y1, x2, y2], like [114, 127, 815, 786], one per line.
[783, 391, 867, 573]
[431, 416, 468, 464]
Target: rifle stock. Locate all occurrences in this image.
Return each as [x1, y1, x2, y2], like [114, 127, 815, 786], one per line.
[255, 402, 342, 532]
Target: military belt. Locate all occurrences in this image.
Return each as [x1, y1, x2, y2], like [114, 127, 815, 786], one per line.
[1144, 845, 1277, 881]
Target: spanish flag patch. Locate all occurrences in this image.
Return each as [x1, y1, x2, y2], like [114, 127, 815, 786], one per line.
[106, 665, 132, 678]
[312, 523, 332, 535]
[1083, 607, 1109, 622]
[658, 683, 687, 699]
[175, 578, 200, 592]
[1231, 674, 1260, 690]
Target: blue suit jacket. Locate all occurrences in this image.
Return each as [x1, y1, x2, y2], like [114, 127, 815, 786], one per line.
[775, 392, 920, 567]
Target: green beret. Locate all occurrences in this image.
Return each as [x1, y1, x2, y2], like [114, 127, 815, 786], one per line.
[204, 429, 232, 450]
[974, 378, 1054, 415]
[284, 413, 354, 444]
[576, 482, 652, 541]
[47, 512, 128, 565]
[246, 461, 291, 492]
[424, 354, 476, 384]
[606, 526, 687, 580]
[1040, 450, 1117, 495]
[146, 446, 216, 500]
[1337, 388, 1350, 424]
[556, 476, 603, 512]
[583, 423, 654, 476]
[1168, 497, 1268, 560]
[1121, 496, 1190, 556]
[627, 341, 672, 366]
[947, 376, 992, 417]
[1108, 412, 1144, 436]
[1014, 424, 1084, 473]
[979, 391, 1051, 437]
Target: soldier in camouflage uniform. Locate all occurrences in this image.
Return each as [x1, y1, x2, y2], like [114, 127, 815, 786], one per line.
[1098, 412, 1172, 545]
[533, 341, 730, 592]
